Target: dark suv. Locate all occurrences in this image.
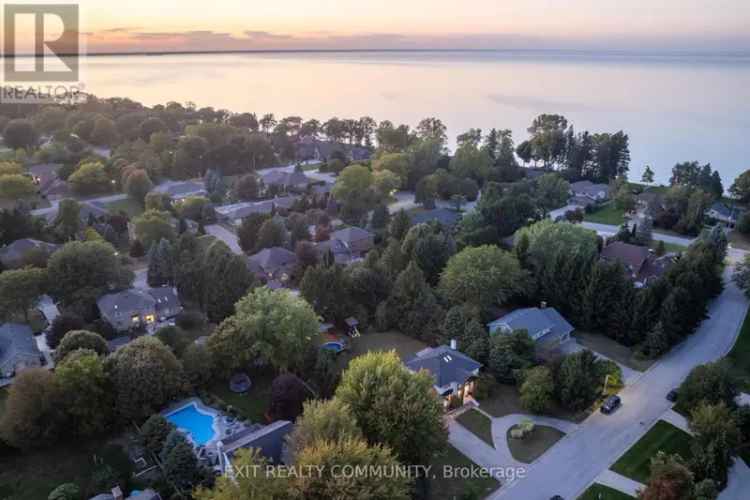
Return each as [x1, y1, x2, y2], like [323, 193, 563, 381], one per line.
[601, 395, 621, 414]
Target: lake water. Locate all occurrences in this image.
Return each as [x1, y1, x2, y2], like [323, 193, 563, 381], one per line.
[78, 51, 750, 184]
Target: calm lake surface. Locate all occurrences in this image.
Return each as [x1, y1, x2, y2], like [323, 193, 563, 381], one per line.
[79, 51, 750, 184]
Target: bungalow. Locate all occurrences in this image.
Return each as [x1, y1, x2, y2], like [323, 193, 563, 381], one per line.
[706, 201, 740, 227]
[600, 241, 674, 287]
[97, 289, 157, 332]
[150, 180, 207, 201]
[0, 323, 43, 379]
[405, 341, 482, 408]
[410, 208, 462, 230]
[487, 306, 574, 349]
[247, 247, 298, 283]
[215, 196, 301, 226]
[0, 238, 59, 269]
[260, 170, 311, 194]
[570, 180, 610, 205]
[330, 226, 374, 256]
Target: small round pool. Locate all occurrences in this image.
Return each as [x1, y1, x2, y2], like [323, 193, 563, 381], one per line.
[320, 341, 345, 353]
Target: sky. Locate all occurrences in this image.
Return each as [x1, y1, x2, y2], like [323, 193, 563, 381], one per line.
[6, 0, 750, 54]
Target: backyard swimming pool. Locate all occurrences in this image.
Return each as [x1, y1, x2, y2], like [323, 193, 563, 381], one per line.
[320, 341, 345, 353]
[164, 402, 218, 446]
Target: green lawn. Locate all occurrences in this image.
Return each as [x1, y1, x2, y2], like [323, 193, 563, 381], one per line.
[728, 308, 750, 392]
[506, 425, 565, 463]
[0, 438, 135, 500]
[611, 420, 694, 483]
[649, 240, 688, 254]
[578, 483, 635, 500]
[105, 197, 144, 217]
[343, 331, 427, 362]
[208, 371, 275, 423]
[477, 382, 585, 422]
[729, 231, 750, 251]
[584, 203, 626, 225]
[573, 331, 653, 372]
[456, 409, 494, 447]
[428, 444, 500, 500]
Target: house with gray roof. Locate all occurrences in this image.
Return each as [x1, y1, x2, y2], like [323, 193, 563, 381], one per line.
[315, 238, 354, 265]
[487, 306, 574, 349]
[151, 180, 207, 201]
[410, 208, 462, 230]
[260, 170, 311, 194]
[247, 247, 298, 283]
[97, 289, 157, 332]
[706, 201, 740, 226]
[148, 286, 183, 320]
[221, 420, 293, 465]
[0, 323, 43, 379]
[405, 341, 481, 407]
[295, 138, 371, 163]
[570, 180, 610, 205]
[330, 226, 374, 256]
[0, 238, 59, 269]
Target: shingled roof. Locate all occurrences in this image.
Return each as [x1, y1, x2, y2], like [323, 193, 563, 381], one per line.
[405, 345, 481, 392]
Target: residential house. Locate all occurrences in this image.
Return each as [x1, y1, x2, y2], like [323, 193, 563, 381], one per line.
[410, 208, 462, 230]
[570, 180, 610, 206]
[330, 226, 374, 256]
[260, 170, 311, 194]
[487, 306, 574, 349]
[295, 138, 371, 163]
[315, 238, 354, 265]
[706, 201, 740, 227]
[600, 241, 675, 287]
[148, 286, 183, 320]
[247, 247, 298, 283]
[150, 180, 207, 201]
[215, 196, 300, 226]
[0, 323, 43, 379]
[404, 341, 481, 408]
[220, 420, 294, 467]
[97, 289, 157, 332]
[28, 163, 69, 200]
[0, 238, 59, 269]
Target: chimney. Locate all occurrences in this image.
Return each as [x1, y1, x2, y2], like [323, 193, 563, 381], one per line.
[111, 486, 123, 500]
[450, 339, 457, 350]
[540, 301, 547, 309]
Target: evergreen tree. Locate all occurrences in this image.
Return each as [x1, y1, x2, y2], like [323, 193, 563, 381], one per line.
[371, 203, 390, 230]
[388, 209, 411, 241]
[147, 238, 175, 287]
[162, 431, 203, 490]
[174, 232, 204, 306]
[385, 262, 444, 343]
[201, 241, 254, 322]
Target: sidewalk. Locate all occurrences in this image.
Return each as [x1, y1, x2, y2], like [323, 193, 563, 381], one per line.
[595, 469, 645, 497]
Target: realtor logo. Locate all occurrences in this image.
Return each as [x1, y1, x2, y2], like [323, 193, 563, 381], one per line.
[3, 4, 79, 81]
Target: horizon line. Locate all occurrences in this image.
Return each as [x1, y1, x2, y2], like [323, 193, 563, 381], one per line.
[4, 47, 750, 58]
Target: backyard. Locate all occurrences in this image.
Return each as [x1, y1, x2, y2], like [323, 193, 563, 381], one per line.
[208, 371, 275, 423]
[610, 420, 694, 483]
[428, 444, 500, 500]
[578, 483, 635, 500]
[729, 308, 750, 392]
[506, 424, 565, 463]
[456, 409, 494, 447]
[583, 203, 625, 225]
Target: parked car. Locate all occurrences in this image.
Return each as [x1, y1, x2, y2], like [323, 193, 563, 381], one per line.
[666, 389, 679, 402]
[601, 395, 621, 414]
[550, 496, 564, 500]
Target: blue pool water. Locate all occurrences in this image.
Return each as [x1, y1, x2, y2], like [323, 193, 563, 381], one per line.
[321, 341, 344, 353]
[164, 403, 216, 446]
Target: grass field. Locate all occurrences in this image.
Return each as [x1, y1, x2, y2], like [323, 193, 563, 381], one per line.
[728, 308, 750, 392]
[428, 444, 500, 500]
[456, 409, 494, 447]
[578, 483, 635, 500]
[611, 420, 694, 483]
[583, 203, 626, 225]
[208, 371, 275, 423]
[105, 197, 144, 217]
[573, 331, 653, 372]
[477, 382, 585, 422]
[506, 425, 565, 463]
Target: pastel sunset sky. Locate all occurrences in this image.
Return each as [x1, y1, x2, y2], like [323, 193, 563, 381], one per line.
[8, 0, 750, 54]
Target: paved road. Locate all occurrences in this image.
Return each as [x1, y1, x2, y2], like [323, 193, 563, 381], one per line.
[205, 224, 243, 255]
[581, 221, 697, 247]
[486, 265, 749, 500]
